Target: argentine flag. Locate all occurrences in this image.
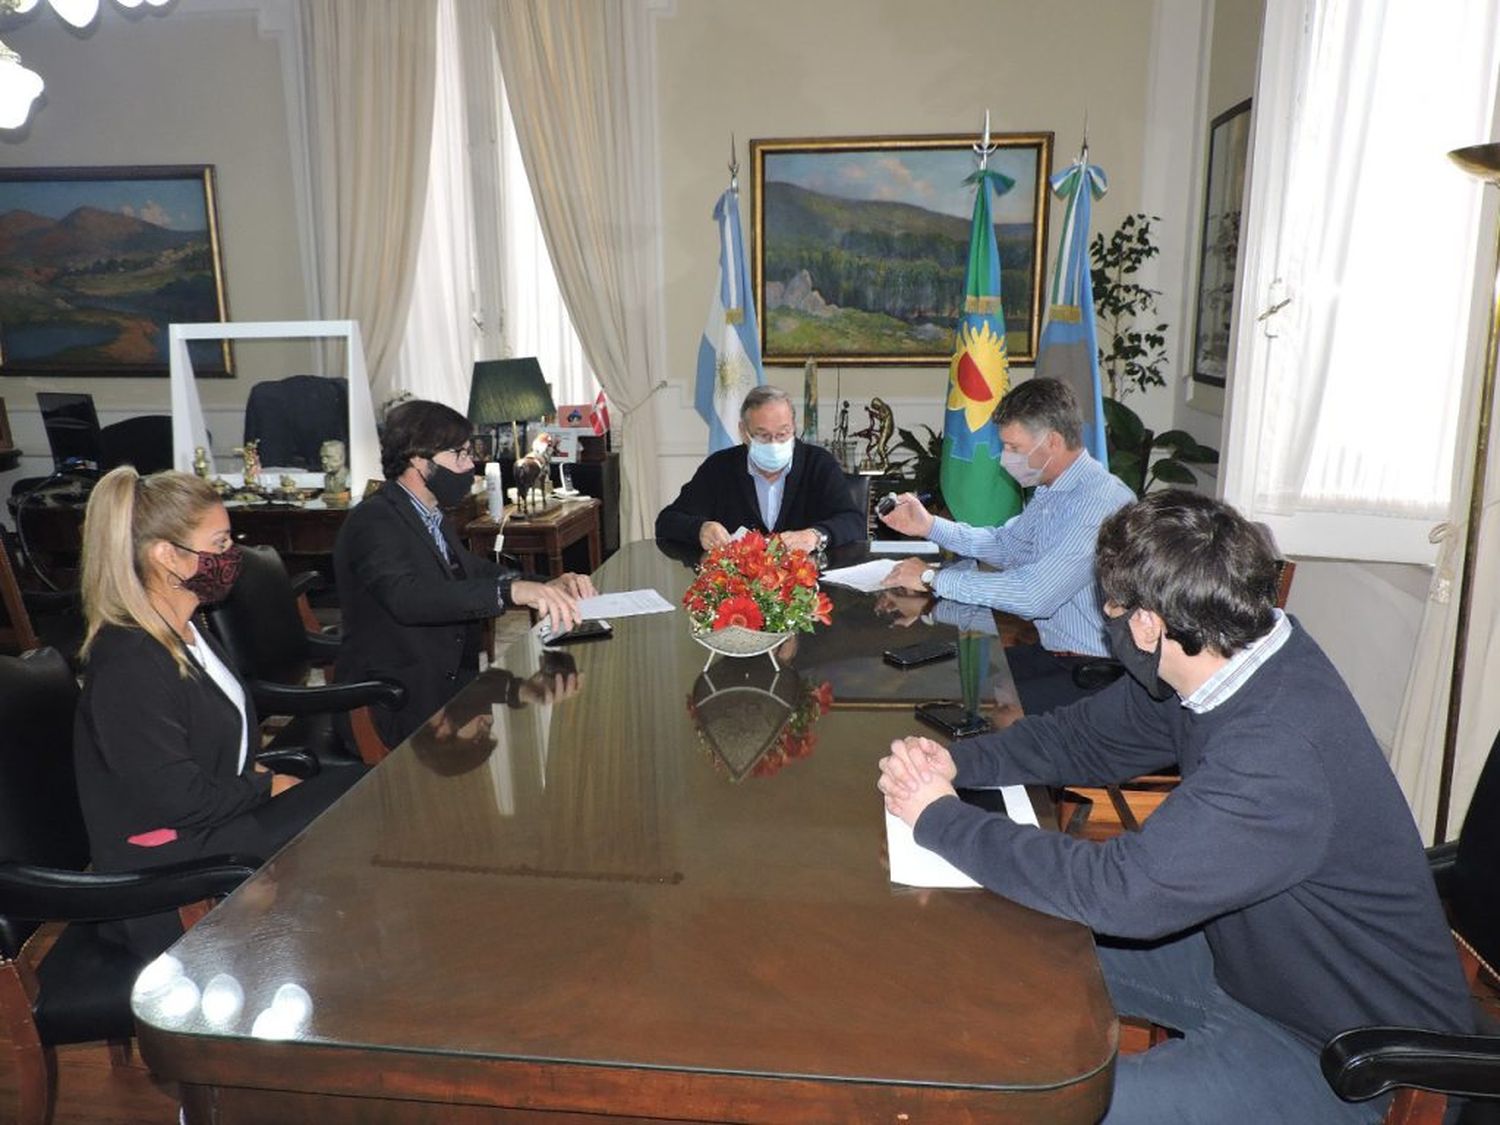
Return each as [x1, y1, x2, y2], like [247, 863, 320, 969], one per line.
[695, 187, 764, 451]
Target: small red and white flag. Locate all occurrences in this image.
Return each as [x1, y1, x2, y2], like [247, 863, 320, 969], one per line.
[591, 390, 610, 436]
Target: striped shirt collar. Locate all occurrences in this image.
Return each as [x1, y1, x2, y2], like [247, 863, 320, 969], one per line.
[1181, 609, 1292, 714]
[396, 480, 450, 555]
[1035, 450, 1094, 496]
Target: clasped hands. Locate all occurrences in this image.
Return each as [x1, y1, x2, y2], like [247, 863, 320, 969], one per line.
[511, 572, 597, 633]
[699, 521, 822, 555]
[877, 735, 958, 827]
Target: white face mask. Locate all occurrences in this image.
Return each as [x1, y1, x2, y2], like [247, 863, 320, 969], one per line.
[1001, 435, 1052, 488]
[748, 436, 794, 473]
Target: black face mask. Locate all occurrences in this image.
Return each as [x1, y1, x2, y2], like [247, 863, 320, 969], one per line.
[1104, 611, 1175, 701]
[425, 462, 475, 509]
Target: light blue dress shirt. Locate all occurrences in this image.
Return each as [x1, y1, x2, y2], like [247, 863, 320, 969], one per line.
[927, 451, 1135, 656]
[747, 458, 786, 531]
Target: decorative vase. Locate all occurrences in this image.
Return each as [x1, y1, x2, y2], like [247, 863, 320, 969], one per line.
[690, 625, 794, 671]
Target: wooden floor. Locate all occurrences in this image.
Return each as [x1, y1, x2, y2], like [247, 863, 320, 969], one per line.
[0, 1042, 179, 1124]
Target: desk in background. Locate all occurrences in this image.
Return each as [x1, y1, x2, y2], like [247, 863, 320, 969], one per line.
[465, 495, 601, 577]
[135, 540, 1116, 1124]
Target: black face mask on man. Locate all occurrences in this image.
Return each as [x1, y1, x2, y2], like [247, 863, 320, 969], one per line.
[1104, 610, 1175, 701]
[424, 461, 475, 509]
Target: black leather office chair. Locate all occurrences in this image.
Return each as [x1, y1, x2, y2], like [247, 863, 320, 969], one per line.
[0, 647, 257, 1125]
[243, 375, 348, 469]
[1321, 727, 1500, 1124]
[200, 545, 404, 767]
[843, 471, 872, 538]
[99, 414, 174, 474]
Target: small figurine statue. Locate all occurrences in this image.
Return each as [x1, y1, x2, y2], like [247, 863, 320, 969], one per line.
[319, 438, 351, 507]
[512, 432, 556, 516]
[834, 400, 850, 448]
[235, 439, 262, 489]
[192, 446, 211, 479]
[853, 397, 895, 474]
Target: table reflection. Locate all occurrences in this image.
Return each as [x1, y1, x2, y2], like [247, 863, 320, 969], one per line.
[686, 660, 834, 782]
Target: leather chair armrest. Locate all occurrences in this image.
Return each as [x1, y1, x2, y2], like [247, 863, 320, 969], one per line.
[250, 677, 406, 717]
[289, 570, 323, 600]
[252, 747, 321, 779]
[0, 856, 260, 923]
[303, 629, 343, 661]
[1322, 1026, 1500, 1102]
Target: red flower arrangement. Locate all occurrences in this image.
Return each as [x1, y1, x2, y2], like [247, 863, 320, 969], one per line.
[683, 531, 833, 635]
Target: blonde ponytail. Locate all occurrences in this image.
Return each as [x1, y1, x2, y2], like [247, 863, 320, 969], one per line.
[80, 467, 221, 675]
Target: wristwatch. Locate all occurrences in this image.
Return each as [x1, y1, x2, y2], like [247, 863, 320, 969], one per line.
[920, 565, 939, 589]
[814, 528, 830, 552]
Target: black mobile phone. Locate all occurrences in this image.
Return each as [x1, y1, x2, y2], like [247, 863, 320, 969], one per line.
[914, 701, 993, 739]
[882, 640, 958, 669]
[543, 619, 613, 645]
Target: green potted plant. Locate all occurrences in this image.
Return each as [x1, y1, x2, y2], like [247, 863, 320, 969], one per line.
[1091, 213, 1218, 496]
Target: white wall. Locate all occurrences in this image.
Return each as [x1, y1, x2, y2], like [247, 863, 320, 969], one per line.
[0, 0, 312, 506]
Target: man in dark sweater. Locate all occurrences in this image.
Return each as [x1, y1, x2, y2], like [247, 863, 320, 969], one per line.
[878, 492, 1471, 1123]
[655, 385, 865, 552]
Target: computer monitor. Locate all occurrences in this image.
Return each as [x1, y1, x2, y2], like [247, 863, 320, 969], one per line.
[36, 391, 103, 471]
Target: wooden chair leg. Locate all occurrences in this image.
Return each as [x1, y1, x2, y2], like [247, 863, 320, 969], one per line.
[1385, 1087, 1448, 1125]
[350, 706, 391, 765]
[1, 959, 55, 1125]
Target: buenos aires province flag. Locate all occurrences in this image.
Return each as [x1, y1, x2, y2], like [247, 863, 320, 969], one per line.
[941, 168, 1023, 526]
[695, 188, 764, 452]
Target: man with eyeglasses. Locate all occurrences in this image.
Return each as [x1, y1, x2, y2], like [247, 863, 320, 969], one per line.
[656, 385, 865, 553]
[878, 378, 1135, 713]
[334, 399, 595, 750]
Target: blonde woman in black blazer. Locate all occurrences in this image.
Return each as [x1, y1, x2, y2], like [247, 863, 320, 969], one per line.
[74, 467, 359, 956]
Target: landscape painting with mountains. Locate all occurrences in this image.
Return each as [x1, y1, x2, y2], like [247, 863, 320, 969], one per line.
[754, 138, 1049, 365]
[0, 169, 228, 374]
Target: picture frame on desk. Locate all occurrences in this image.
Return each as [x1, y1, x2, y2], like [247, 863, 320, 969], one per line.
[0, 165, 232, 377]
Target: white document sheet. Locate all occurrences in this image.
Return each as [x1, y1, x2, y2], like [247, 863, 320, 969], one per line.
[867, 539, 941, 556]
[885, 786, 1040, 888]
[819, 558, 898, 593]
[574, 589, 676, 618]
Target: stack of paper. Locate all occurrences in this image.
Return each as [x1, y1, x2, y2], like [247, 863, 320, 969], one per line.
[885, 786, 1040, 888]
[820, 559, 898, 593]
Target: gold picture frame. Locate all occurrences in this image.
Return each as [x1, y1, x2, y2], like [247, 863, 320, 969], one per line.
[751, 132, 1052, 366]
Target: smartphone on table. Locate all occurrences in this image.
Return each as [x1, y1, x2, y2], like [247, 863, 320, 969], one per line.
[882, 640, 958, 669]
[914, 701, 993, 739]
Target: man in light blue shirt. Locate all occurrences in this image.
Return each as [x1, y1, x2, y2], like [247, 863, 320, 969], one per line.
[880, 378, 1135, 712]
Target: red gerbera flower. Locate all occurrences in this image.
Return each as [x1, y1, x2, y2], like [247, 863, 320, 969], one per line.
[712, 595, 765, 631]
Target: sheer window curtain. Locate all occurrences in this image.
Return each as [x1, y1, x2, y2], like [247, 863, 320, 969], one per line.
[1222, 0, 1500, 563]
[394, 0, 596, 412]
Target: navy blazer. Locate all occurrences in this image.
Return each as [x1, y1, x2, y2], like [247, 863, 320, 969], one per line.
[333, 481, 520, 749]
[654, 442, 865, 547]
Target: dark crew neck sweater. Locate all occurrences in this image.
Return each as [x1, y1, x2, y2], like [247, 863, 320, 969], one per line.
[915, 623, 1472, 1049]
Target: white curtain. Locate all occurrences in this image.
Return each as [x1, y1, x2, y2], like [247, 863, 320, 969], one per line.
[299, 0, 438, 409]
[392, 0, 478, 411]
[1223, 0, 1500, 560]
[1389, 187, 1500, 843]
[487, 0, 667, 543]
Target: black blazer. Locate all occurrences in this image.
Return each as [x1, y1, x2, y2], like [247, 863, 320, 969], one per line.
[654, 442, 865, 547]
[333, 481, 520, 749]
[74, 624, 273, 880]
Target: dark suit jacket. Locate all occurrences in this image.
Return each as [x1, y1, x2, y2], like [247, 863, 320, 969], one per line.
[654, 442, 865, 547]
[333, 481, 520, 749]
[74, 624, 273, 879]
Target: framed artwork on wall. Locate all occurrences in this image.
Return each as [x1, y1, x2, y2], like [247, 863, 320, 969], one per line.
[751, 132, 1052, 366]
[0, 164, 232, 377]
[1191, 100, 1253, 388]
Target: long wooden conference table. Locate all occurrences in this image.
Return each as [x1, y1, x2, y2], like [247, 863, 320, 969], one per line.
[135, 540, 1117, 1123]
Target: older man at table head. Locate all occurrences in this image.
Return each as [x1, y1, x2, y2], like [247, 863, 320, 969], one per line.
[333, 399, 594, 750]
[877, 491, 1471, 1123]
[879, 378, 1135, 713]
[655, 385, 865, 554]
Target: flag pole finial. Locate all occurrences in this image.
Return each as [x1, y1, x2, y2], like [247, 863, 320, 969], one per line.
[1080, 108, 1090, 163]
[973, 109, 997, 171]
[728, 133, 739, 193]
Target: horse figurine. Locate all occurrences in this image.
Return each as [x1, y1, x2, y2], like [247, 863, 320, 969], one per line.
[512, 432, 556, 515]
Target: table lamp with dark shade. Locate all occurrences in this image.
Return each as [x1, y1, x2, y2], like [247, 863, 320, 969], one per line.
[467, 357, 555, 460]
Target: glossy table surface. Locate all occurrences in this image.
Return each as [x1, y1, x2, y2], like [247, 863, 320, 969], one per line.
[136, 541, 1116, 1123]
